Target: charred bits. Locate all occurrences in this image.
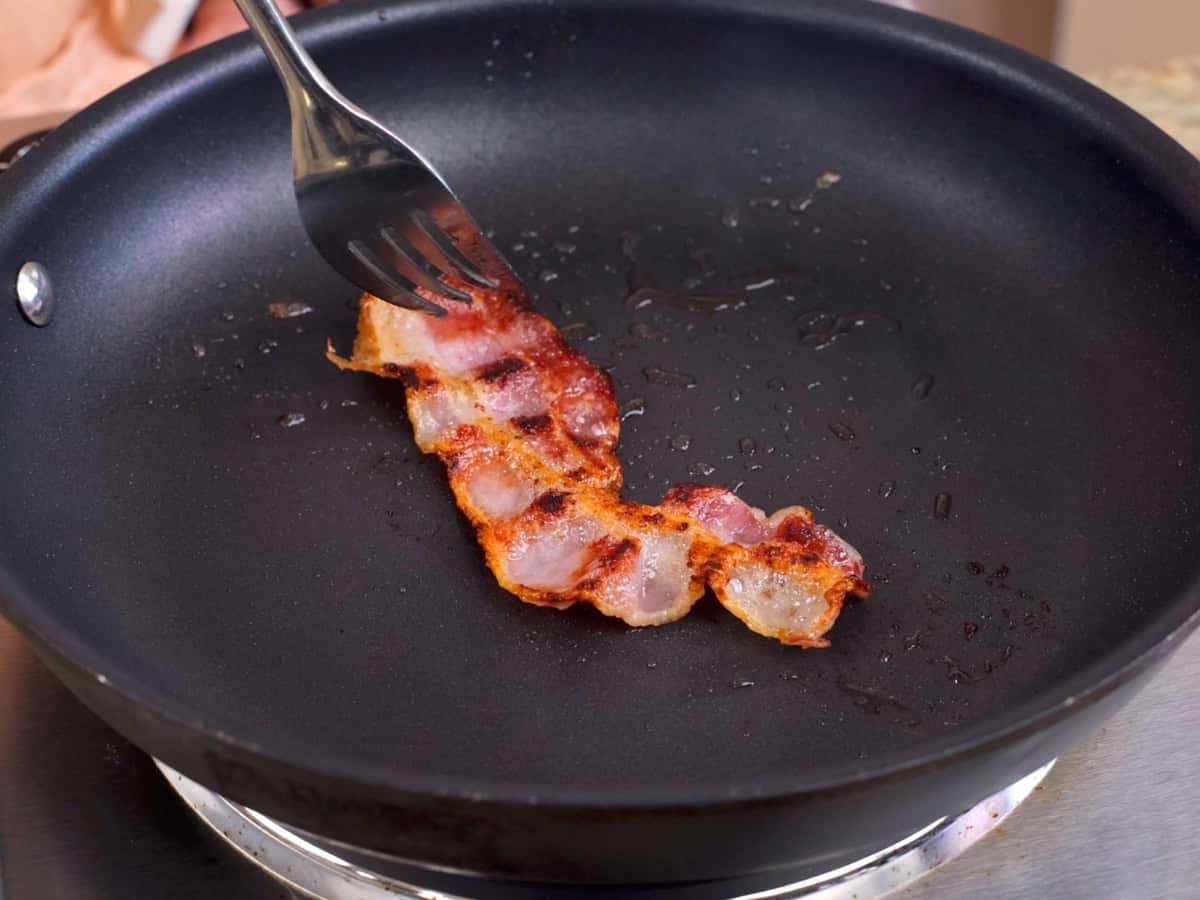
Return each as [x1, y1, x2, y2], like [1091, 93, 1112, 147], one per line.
[532, 491, 569, 515]
[476, 356, 528, 382]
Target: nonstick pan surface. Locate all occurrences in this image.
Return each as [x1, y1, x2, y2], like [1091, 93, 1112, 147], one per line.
[2, 0, 1200, 884]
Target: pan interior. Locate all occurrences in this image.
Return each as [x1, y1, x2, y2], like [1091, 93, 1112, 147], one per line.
[2, 0, 1200, 798]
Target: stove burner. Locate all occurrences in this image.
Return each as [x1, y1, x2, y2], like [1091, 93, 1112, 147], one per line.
[159, 760, 1054, 900]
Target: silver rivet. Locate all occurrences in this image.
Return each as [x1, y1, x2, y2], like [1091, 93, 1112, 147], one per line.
[16, 261, 54, 326]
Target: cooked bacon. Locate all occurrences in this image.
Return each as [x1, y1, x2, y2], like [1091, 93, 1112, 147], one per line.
[335, 295, 620, 490]
[329, 276, 868, 646]
[444, 422, 704, 625]
[662, 485, 869, 647]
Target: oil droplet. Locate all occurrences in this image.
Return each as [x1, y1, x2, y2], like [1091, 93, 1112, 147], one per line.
[220, 311, 235, 322]
[619, 398, 645, 420]
[729, 387, 743, 403]
[878, 650, 892, 663]
[766, 377, 787, 392]
[278, 412, 306, 428]
[733, 679, 756, 689]
[738, 437, 757, 455]
[268, 301, 313, 319]
[234, 357, 246, 370]
[938, 656, 983, 684]
[786, 171, 843, 215]
[553, 241, 577, 254]
[910, 372, 935, 400]
[643, 366, 697, 388]
[257, 338, 279, 354]
[539, 269, 559, 283]
[878, 480, 896, 498]
[745, 276, 778, 292]
[689, 461, 716, 476]
[670, 433, 692, 452]
[934, 492, 952, 518]
[720, 208, 741, 228]
[559, 321, 597, 341]
[191, 341, 207, 359]
[829, 422, 856, 441]
[628, 321, 663, 342]
[646, 662, 657, 669]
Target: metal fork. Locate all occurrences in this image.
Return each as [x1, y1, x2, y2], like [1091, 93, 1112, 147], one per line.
[234, 0, 517, 316]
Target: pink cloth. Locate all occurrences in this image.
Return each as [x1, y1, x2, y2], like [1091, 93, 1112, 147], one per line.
[0, 0, 316, 119]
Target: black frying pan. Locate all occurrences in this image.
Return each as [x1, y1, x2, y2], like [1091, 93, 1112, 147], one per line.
[2, 0, 1200, 886]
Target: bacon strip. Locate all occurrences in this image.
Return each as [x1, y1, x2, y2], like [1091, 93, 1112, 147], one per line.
[662, 485, 868, 647]
[330, 279, 868, 645]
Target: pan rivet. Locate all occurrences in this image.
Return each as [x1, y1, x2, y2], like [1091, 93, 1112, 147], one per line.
[16, 261, 54, 326]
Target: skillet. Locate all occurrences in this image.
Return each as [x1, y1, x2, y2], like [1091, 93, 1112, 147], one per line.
[2, 0, 1200, 884]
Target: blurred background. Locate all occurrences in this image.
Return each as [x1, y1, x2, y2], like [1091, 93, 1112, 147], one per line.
[910, 0, 1200, 70]
[1, 0, 1199, 152]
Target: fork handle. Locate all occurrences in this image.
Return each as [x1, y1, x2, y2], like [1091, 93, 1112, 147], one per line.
[233, 0, 345, 119]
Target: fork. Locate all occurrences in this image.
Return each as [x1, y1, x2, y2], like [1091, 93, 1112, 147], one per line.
[234, 0, 518, 316]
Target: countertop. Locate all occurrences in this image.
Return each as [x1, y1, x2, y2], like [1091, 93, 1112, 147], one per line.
[1088, 56, 1200, 157]
[904, 630, 1198, 899]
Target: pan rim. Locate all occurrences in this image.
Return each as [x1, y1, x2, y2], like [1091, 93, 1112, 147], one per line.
[2, 0, 1200, 811]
